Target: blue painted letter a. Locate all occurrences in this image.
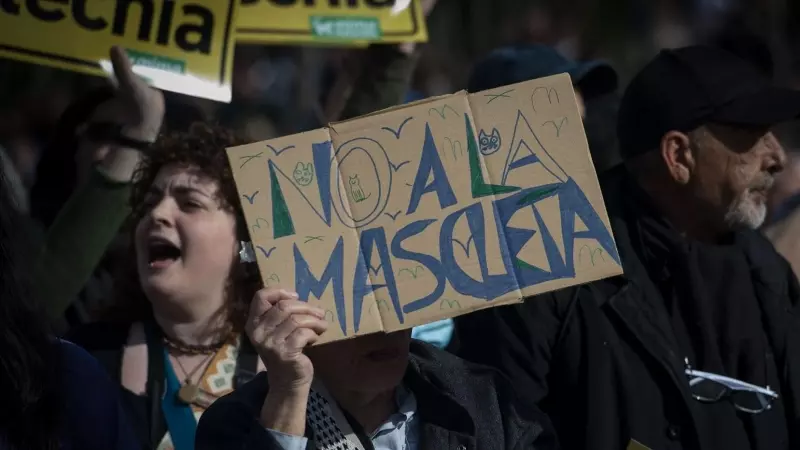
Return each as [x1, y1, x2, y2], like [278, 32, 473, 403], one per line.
[406, 124, 457, 215]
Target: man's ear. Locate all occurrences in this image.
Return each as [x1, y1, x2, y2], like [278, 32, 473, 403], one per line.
[660, 130, 694, 185]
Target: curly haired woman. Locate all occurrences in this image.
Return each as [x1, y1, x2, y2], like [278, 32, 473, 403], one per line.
[60, 45, 260, 450]
[69, 119, 265, 450]
[51, 40, 425, 449]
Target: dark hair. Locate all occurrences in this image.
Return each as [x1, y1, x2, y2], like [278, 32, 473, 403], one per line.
[110, 122, 261, 332]
[0, 157, 61, 449]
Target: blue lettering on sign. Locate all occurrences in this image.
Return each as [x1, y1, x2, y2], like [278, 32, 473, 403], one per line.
[313, 141, 334, 225]
[294, 237, 347, 334]
[267, 138, 392, 237]
[391, 219, 446, 314]
[494, 180, 620, 289]
[290, 176, 618, 334]
[439, 202, 518, 300]
[501, 110, 568, 185]
[333, 137, 392, 228]
[267, 141, 334, 237]
[494, 182, 567, 287]
[269, 106, 619, 335]
[352, 227, 402, 333]
[558, 178, 620, 267]
[406, 123, 457, 215]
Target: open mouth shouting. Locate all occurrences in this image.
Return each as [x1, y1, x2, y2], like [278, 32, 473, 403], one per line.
[146, 236, 182, 270]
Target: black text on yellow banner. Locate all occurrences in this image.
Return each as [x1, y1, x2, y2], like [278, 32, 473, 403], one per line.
[0, 0, 239, 103]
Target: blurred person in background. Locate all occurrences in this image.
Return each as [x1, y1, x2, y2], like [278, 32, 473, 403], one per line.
[762, 121, 800, 280]
[467, 44, 620, 171]
[764, 186, 800, 281]
[195, 288, 559, 450]
[767, 152, 800, 222]
[455, 45, 800, 450]
[467, 44, 618, 121]
[0, 148, 138, 450]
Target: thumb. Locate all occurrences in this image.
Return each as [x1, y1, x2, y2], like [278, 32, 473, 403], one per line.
[109, 46, 139, 91]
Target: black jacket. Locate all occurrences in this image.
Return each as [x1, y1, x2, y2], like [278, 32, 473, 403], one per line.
[195, 340, 559, 450]
[453, 167, 800, 450]
[66, 322, 260, 449]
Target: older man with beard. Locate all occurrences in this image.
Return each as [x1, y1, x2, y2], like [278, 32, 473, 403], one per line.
[454, 45, 800, 450]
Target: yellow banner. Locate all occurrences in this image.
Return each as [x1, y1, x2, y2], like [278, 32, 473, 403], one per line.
[0, 0, 239, 103]
[236, 0, 427, 45]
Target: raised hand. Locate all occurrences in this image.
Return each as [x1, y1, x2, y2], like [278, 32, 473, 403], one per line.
[92, 46, 165, 143]
[246, 288, 328, 391]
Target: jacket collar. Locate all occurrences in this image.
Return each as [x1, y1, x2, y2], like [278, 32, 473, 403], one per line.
[596, 166, 692, 390]
[405, 344, 476, 439]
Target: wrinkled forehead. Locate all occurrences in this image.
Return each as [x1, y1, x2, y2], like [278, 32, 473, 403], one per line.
[151, 164, 219, 196]
[697, 123, 780, 157]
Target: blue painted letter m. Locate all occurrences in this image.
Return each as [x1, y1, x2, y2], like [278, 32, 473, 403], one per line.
[293, 237, 347, 335]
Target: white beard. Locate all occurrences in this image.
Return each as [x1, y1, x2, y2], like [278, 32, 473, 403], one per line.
[724, 188, 768, 230]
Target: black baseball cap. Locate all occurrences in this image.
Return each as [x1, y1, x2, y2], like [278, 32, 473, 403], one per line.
[617, 45, 800, 159]
[468, 44, 618, 100]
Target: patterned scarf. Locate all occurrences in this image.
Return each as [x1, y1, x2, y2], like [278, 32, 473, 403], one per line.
[306, 379, 367, 450]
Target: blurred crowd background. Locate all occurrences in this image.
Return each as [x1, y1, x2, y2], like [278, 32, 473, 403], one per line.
[3, 0, 800, 223]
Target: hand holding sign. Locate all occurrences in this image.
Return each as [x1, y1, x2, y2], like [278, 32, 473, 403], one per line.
[246, 288, 329, 391]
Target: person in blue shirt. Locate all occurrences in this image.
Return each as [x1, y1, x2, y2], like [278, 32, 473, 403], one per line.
[0, 155, 138, 450]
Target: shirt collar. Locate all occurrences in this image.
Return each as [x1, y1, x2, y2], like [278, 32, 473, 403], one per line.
[370, 384, 417, 438]
[394, 383, 417, 422]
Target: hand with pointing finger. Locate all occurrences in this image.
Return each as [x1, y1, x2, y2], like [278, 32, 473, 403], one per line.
[93, 46, 165, 144]
[246, 288, 329, 392]
[89, 46, 165, 183]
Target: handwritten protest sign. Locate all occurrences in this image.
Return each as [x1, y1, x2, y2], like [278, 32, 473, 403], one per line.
[228, 74, 623, 343]
[0, 0, 238, 102]
[236, 0, 426, 45]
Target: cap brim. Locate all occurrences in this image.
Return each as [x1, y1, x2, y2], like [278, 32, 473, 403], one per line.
[713, 86, 800, 127]
[570, 61, 618, 100]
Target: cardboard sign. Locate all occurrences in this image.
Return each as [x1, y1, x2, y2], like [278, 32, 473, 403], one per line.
[228, 74, 623, 343]
[236, 0, 426, 45]
[0, 0, 239, 102]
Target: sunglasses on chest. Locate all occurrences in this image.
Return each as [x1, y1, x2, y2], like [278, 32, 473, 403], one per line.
[684, 358, 778, 414]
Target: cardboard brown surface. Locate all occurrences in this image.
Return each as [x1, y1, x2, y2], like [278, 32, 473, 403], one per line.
[228, 73, 623, 344]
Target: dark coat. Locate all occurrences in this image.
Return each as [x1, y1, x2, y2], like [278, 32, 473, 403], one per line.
[195, 340, 559, 450]
[453, 166, 800, 450]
